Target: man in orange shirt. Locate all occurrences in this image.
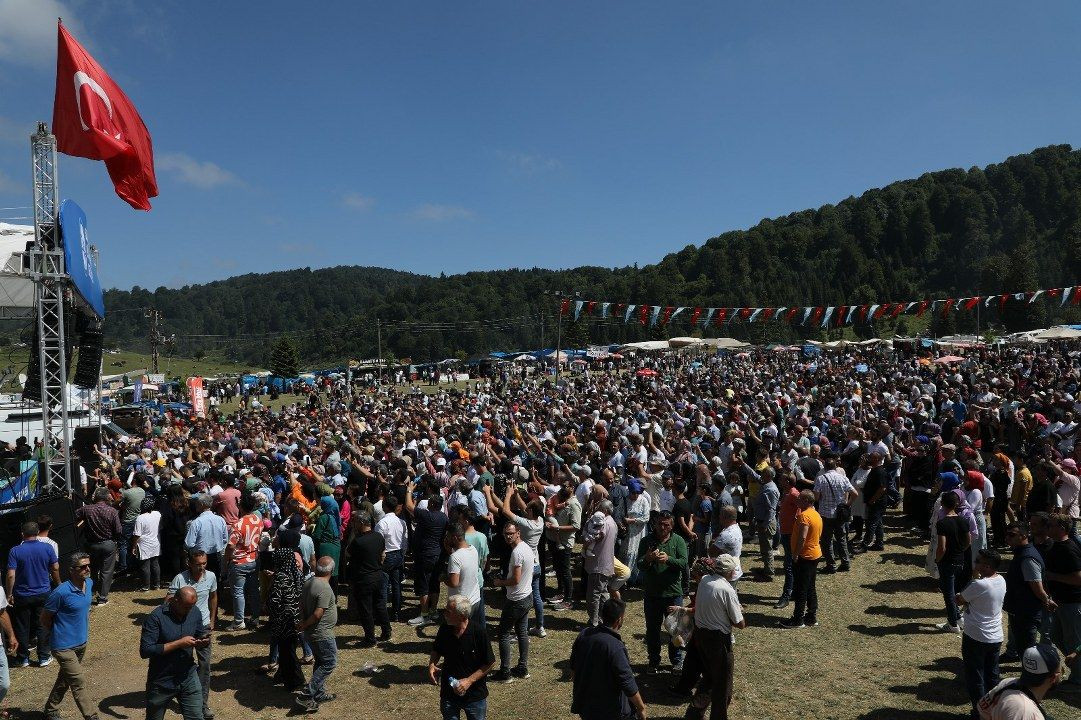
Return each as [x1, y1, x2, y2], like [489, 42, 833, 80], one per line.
[779, 490, 822, 629]
[774, 471, 801, 610]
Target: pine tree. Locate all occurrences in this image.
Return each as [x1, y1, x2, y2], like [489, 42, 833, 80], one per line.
[270, 337, 300, 378]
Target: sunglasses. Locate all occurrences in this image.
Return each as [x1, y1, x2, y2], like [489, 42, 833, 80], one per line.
[76, 564, 91, 571]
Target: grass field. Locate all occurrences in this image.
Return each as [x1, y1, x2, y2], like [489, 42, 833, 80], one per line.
[5, 515, 1080, 720]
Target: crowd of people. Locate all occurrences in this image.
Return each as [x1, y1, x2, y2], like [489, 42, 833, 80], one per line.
[2, 339, 1080, 720]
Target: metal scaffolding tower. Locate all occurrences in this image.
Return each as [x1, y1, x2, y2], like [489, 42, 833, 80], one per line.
[29, 123, 72, 494]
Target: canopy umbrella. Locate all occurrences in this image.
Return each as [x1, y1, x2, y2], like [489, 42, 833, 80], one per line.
[935, 355, 965, 364]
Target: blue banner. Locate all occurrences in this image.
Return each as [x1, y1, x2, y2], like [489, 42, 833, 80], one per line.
[0, 461, 41, 513]
[133, 377, 143, 403]
[58, 199, 105, 319]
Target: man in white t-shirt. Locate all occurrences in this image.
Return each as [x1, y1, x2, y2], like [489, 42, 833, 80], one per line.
[444, 525, 483, 628]
[959, 548, 1008, 718]
[375, 497, 407, 620]
[490, 523, 533, 683]
[709, 506, 744, 583]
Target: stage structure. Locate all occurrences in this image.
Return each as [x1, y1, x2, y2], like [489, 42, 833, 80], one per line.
[0, 123, 107, 496]
[30, 124, 73, 493]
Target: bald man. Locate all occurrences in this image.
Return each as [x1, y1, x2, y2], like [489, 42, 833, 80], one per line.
[140, 586, 208, 720]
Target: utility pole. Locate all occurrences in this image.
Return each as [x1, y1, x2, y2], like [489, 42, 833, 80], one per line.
[145, 309, 162, 374]
[376, 317, 383, 386]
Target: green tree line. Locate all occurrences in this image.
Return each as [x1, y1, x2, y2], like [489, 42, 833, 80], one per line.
[102, 144, 1081, 366]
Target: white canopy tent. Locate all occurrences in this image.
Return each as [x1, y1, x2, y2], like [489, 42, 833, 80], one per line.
[0, 224, 36, 318]
[1034, 326, 1081, 340]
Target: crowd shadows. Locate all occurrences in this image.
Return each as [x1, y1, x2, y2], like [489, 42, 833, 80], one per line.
[860, 576, 937, 595]
[863, 603, 941, 620]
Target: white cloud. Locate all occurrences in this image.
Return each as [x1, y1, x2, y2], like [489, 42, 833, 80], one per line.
[499, 150, 562, 173]
[410, 203, 474, 222]
[0, 0, 82, 68]
[341, 192, 375, 211]
[158, 152, 240, 190]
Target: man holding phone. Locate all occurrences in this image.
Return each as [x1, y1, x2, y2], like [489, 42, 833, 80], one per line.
[140, 586, 208, 720]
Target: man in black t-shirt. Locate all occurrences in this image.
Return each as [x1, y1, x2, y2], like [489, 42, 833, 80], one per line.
[429, 595, 495, 719]
[935, 490, 972, 633]
[346, 513, 390, 646]
[1042, 512, 1081, 688]
[405, 481, 450, 627]
[860, 452, 889, 551]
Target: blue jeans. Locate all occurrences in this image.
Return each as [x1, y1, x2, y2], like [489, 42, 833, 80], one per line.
[382, 550, 404, 618]
[232, 561, 260, 623]
[780, 533, 794, 600]
[1006, 612, 1040, 657]
[497, 596, 530, 671]
[643, 594, 685, 667]
[119, 520, 136, 572]
[471, 597, 487, 633]
[0, 645, 8, 705]
[962, 633, 1000, 714]
[440, 696, 487, 720]
[863, 502, 885, 547]
[938, 561, 962, 626]
[531, 565, 545, 629]
[146, 667, 203, 720]
[305, 635, 338, 699]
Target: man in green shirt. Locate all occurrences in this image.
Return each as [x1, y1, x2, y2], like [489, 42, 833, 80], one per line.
[637, 509, 689, 673]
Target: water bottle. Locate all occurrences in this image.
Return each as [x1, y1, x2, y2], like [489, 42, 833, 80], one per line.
[448, 677, 460, 691]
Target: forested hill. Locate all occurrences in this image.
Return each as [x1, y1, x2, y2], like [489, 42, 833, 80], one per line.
[104, 144, 1081, 365]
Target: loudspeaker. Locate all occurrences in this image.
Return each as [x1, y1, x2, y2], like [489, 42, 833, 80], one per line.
[23, 325, 40, 401]
[0, 491, 82, 563]
[72, 426, 100, 463]
[73, 325, 104, 389]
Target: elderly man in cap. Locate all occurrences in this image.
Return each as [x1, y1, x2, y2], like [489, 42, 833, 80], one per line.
[683, 554, 745, 720]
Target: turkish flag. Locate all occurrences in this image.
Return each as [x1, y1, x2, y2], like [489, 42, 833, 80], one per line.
[53, 23, 157, 210]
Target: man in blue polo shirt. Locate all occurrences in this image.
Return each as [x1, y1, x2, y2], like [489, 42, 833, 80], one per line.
[41, 552, 98, 720]
[5, 521, 59, 667]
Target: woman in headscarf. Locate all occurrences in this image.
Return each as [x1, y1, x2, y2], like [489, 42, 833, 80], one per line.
[313, 491, 342, 593]
[266, 541, 306, 690]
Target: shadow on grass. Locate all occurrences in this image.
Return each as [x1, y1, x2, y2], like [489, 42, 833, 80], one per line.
[861, 576, 937, 595]
[356, 662, 429, 689]
[878, 551, 926, 568]
[849, 622, 931, 637]
[864, 604, 943, 620]
[858, 709, 959, 720]
[97, 690, 145, 719]
[128, 596, 167, 607]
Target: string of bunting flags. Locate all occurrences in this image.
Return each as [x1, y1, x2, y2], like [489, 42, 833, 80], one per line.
[559, 285, 1081, 328]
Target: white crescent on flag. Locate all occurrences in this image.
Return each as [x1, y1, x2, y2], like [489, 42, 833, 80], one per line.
[74, 70, 122, 140]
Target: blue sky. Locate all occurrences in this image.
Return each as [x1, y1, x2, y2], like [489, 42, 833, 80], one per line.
[1, 1, 1081, 290]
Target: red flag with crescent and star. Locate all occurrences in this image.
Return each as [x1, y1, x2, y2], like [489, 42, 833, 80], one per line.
[52, 22, 157, 210]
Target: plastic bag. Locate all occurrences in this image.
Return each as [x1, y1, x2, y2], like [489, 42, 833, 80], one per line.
[662, 607, 694, 648]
